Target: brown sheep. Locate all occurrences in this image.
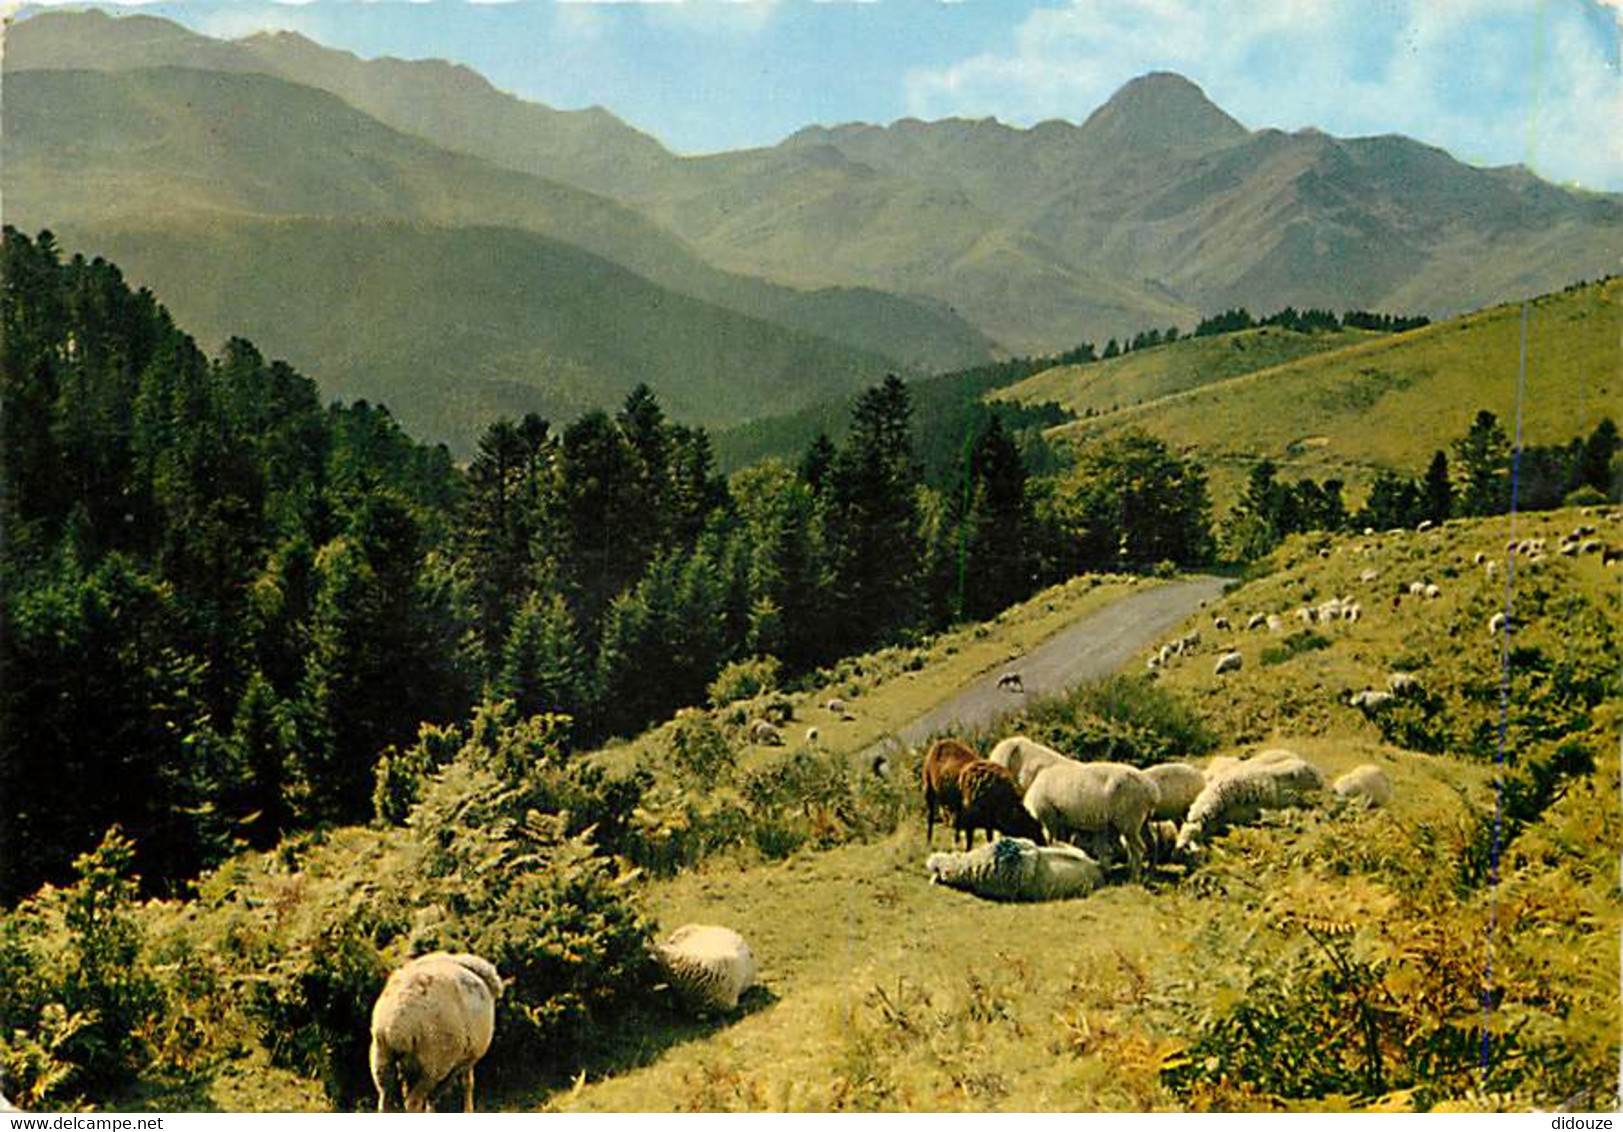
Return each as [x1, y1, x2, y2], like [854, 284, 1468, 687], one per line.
[955, 761, 1047, 850]
[921, 737, 979, 846]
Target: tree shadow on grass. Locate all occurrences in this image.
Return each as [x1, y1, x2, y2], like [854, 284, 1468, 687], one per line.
[488, 983, 782, 1112]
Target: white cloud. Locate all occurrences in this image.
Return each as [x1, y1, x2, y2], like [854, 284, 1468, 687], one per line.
[905, 0, 1623, 190]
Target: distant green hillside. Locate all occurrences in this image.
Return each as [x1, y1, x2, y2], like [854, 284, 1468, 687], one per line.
[993, 326, 1380, 419]
[1012, 278, 1620, 508]
[69, 216, 900, 451]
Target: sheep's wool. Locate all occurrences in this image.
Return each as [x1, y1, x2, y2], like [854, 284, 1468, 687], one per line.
[655, 924, 757, 1011]
[927, 837, 1101, 902]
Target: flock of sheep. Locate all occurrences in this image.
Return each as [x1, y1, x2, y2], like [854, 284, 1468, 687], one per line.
[922, 733, 1388, 901]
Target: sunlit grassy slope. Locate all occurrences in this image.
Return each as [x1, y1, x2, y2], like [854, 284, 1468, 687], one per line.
[1002, 279, 1619, 510]
[550, 507, 1620, 1113]
[116, 509, 1618, 1113]
[993, 326, 1378, 419]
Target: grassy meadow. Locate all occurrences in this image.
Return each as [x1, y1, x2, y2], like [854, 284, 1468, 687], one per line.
[1001, 278, 1619, 509]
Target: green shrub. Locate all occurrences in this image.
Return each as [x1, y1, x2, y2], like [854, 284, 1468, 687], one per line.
[0, 830, 166, 1105]
[665, 709, 738, 786]
[708, 656, 781, 707]
[998, 675, 1216, 766]
[247, 922, 388, 1111]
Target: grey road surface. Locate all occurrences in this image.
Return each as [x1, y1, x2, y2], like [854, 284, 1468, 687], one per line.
[859, 574, 1227, 764]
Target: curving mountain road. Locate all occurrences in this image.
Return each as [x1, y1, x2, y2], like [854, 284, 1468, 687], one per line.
[860, 574, 1227, 760]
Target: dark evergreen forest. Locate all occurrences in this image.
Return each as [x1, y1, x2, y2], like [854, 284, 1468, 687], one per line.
[0, 229, 1214, 902]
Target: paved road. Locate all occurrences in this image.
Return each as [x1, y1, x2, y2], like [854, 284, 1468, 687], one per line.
[859, 574, 1228, 762]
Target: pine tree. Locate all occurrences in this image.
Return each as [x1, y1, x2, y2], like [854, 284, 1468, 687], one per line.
[1453, 410, 1511, 516]
[1422, 450, 1453, 523]
[496, 591, 587, 725]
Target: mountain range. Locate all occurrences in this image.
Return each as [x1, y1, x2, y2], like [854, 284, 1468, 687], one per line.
[6, 9, 1618, 452]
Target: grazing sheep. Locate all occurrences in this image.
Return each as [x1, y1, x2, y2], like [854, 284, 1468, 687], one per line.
[1345, 602, 1363, 623]
[1146, 653, 1162, 671]
[1359, 568, 1380, 583]
[1144, 762, 1207, 822]
[988, 734, 1073, 792]
[371, 952, 503, 1114]
[1560, 540, 1580, 556]
[825, 698, 848, 717]
[956, 760, 1047, 849]
[749, 719, 785, 746]
[1579, 539, 1602, 555]
[805, 726, 820, 745]
[1296, 607, 1317, 626]
[1424, 583, 1442, 599]
[654, 924, 757, 1012]
[1417, 519, 1434, 532]
[1488, 612, 1509, 636]
[1176, 756, 1323, 852]
[1602, 545, 1622, 567]
[1472, 552, 1486, 565]
[927, 837, 1103, 902]
[997, 671, 1026, 693]
[1022, 761, 1159, 879]
[921, 738, 979, 846]
[1350, 689, 1395, 710]
[1213, 650, 1243, 676]
[1332, 764, 1393, 809]
[1407, 581, 1427, 596]
[1245, 612, 1267, 631]
[1213, 615, 1231, 631]
[1386, 673, 1421, 696]
[1266, 614, 1285, 634]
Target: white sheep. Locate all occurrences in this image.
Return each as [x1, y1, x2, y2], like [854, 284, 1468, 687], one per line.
[1359, 568, 1380, 583]
[1176, 755, 1324, 852]
[1245, 612, 1267, 631]
[1205, 754, 1242, 779]
[749, 719, 785, 746]
[1022, 761, 1159, 878]
[1472, 551, 1487, 565]
[825, 698, 848, 717]
[805, 726, 820, 745]
[1408, 581, 1427, 596]
[1296, 607, 1317, 626]
[1488, 612, 1509, 635]
[1144, 762, 1207, 822]
[370, 952, 503, 1113]
[1386, 673, 1421, 696]
[1345, 602, 1362, 623]
[654, 924, 758, 1012]
[1213, 615, 1231, 631]
[1424, 583, 1442, 599]
[926, 837, 1104, 901]
[1213, 650, 1243, 676]
[988, 734, 1073, 792]
[1332, 764, 1393, 808]
[1350, 689, 1395, 710]
[997, 671, 1026, 693]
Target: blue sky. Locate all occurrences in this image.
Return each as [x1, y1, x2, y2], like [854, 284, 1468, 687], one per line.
[22, 0, 1623, 190]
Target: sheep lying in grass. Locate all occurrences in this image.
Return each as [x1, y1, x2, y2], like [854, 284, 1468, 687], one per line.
[956, 760, 1047, 849]
[654, 924, 757, 1013]
[1023, 761, 1159, 879]
[370, 952, 503, 1113]
[1176, 754, 1323, 853]
[988, 734, 1073, 792]
[1350, 689, 1395, 711]
[1332, 764, 1393, 809]
[927, 837, 1103, 902]
[1144, 762, 1206, 822]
